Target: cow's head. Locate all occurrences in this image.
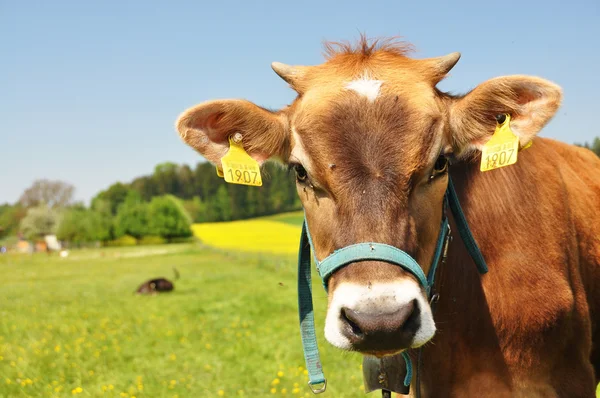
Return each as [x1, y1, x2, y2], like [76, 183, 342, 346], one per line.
[176, 37, 561, 356]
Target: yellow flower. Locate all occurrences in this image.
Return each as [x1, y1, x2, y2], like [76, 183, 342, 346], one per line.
[292, 387, 300, 394]
[271, 378, 280, 385]
[55, 386, 63, 392]
[71, 387, 83, 394]
[281, 388, 287, 394]
[205, 343, 212, 349]
[302, 370, 308, 376]
[102, 385, 108, 392]
[218, 390, 225, 396]
[277, 371, 284, 378]
[54, 345, 61, 352]
[359, 385, 364, 391]
[169, 353, 177, 361]
[270, 388, 277, 394]
[137, 384, 144, 391]
[5, 378, 11, 385]
[88, 370, 94, 376]
[108, 384, 115, 390]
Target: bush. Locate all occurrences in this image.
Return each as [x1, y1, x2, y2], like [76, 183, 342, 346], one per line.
[105, 235, 137, 247]
[147, 195, 192, 240]
[137, 235, 166, 245]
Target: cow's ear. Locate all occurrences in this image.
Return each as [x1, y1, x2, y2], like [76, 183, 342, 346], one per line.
[175, 99, 289, 165]
[448, 75, 562, 158]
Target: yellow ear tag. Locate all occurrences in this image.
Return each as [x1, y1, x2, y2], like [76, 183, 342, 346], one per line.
[219, 135, 263, 186]
[480, 114, 520, 172]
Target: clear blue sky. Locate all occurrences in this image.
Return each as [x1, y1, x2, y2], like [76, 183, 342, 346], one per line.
[1, 0, 598, 204]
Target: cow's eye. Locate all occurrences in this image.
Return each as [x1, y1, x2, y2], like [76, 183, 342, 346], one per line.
[292, 163, 308, 182]
[434, 156, 448, 174]
[430, 155, 448, 180]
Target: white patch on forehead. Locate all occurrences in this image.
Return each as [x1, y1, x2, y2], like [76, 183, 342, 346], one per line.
[345, 73, 384, 102]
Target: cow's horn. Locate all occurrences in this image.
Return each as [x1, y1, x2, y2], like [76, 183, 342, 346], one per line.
[271, 62, 308, 91]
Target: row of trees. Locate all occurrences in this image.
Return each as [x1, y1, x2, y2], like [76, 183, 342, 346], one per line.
[93, 161, 300, 224]
[0, 161, 300, 246]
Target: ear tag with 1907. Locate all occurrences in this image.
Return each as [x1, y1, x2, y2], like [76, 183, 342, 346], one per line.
[220, 135, 263, 186]
[480, 114, 520, 172]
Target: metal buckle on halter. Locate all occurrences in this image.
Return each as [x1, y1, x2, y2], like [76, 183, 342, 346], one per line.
[308, 379, 327, 394]
[441, 224, 452, 264]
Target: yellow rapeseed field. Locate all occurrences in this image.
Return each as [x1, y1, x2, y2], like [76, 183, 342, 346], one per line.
[192, 216, 303, 255]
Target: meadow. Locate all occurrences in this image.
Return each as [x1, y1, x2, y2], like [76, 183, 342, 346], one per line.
[3, 211, 599, 397]
[0, 212, 366, 398]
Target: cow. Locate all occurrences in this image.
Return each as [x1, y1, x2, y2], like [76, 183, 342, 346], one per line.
[135, 267, 180, 295]
[175, 36, 600, 397]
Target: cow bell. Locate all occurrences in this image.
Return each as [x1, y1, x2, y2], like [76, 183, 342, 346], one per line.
[363, 354, 410, 396]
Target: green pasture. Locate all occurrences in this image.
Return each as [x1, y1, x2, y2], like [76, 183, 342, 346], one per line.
[0, 238, 364, 398]
[2, 211, 599, 397]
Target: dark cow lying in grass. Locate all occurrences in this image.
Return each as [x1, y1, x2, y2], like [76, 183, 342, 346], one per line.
[136, 268, 180, 295]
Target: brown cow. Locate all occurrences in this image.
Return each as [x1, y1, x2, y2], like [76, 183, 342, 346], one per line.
[175, 37, 600, 397]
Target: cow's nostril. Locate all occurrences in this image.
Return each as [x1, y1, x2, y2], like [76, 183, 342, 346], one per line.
[338, 300, 420, 352]
[341, 308, 363, 337]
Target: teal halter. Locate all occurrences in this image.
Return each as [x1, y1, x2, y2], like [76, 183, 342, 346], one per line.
[297, 176, 488, 394]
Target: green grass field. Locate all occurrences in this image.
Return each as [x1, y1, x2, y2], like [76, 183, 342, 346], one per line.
[2, 212, 599, 397]
[0, 230, 365, 397]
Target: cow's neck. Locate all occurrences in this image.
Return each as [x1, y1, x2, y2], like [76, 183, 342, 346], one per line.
[417, 161, 516, 397]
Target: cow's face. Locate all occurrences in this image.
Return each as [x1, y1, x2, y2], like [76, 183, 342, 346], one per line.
[176, 38, 561, 357]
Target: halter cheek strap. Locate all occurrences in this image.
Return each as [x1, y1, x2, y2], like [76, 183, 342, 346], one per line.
[297, 176, 488, 394]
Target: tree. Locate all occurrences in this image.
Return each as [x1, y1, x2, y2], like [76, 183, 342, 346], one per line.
[56, 208, 110, 244]
[19, 179, 75, 208]
[0, 204, 27, 238]
[183, 196, 208, 223]
[20, 204, 60, 240]
[147, 195, 192, 240]
[92, 183, 137, 216]
[113, 198, 151, 240]
[210, 185, 232, 222]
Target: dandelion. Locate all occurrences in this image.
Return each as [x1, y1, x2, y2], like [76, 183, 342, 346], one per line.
[55, 386, 63, 392]
[120, 393, 128, 397]
[5, 378, 11, 385]
[218, 390, 225, 396]
[359, 385, 364, 391]
[292, 387, 301, 394]
[205, 343, 212, 349]
[270, 388, 277, 394]
[169, 353, 177, 361]
[71, 387, 83, 394]
[277, 371, 284, 378]
[281, 388, 287, 394]
[108, 384, 115, 390]
[271, 378, 280, 385]
[302, 370, 308, 376]
[54, 345, 61, 352]
[88, 370, 94, 376]
[102, 386, 108, 392]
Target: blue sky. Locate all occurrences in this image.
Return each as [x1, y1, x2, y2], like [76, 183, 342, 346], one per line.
[1, 0, 599, 204]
